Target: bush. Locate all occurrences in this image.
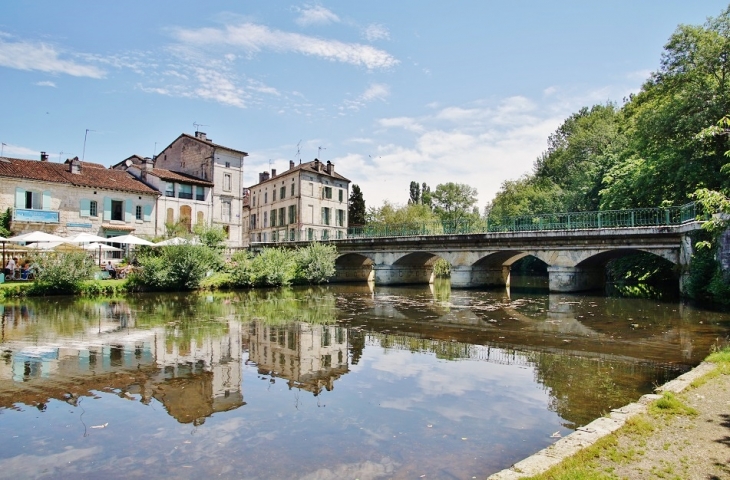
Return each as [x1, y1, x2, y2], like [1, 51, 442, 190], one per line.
[294, 243, 337, 284]
[29, 251, 97, 295]
[250, 247, 297, 287]
[133, 244, 222, 291]
[432, 258, 451, 278]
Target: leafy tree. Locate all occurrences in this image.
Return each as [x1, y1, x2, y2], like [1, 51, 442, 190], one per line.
[366, 201, 439, 225]
[489, 176, 566, 217]
[132, 244, 221, 291]
[295, 243, 337, 284]
[29, 252, 97, 295]
[421, 182, 433, 208]
[348, 184, 366, 226]
[408, 181, 421, 204]
[194, 224, 227, 250]
[0, 208, 11, 237]
[431, 182, 478, 223]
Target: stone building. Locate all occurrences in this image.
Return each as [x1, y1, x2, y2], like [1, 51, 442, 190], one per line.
[242, 159, 350, 245]
[152, 132, 248, 246]
[0, 153, 159, 239]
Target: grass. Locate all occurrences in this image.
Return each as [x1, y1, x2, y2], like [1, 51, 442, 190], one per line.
[0, 278, 128, 298]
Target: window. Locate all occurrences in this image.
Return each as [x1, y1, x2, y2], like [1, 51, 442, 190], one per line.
[271, 209, 277, 227]
[273, 189, 277, 202]
[280, 186, 286, 199]
[291, 183, 295, 196]
[135, 205, 143, 221]
[222, 201, 231, 222]
[289, 229, 295, 241]
[278, 207, 285, 227]
[223, 174, 232, 192]
[337, 209, 345, 227]
[111, 200, 124, 221]
[251, 214, 257, 229]
[307, 228, 314, 241]
[90, 201, 98, 217]
[323, 186, 332, 199]
[25, 191, 42, 209]
[179, 184, 193, 199]
[196, 186, 205, 201]
[339, 189, 343, 202]
[337, 230, 344, 239]
[321, 207, 330, 226]
[252, 196, 256, 207]
[322, 229, 330, 240]
[288, 205, 297, 224]
[165, 182, 175, 197]
[264, 192, 268, 204]
[308, 183, 314, 196]
[263, 211, 268, 228]
[225, 161, 231, 168]
[272, 230, 278, 242]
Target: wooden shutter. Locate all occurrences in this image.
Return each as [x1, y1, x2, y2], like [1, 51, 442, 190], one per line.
[15, 187, 25, 208]
[42, 191, 52, 210]
[79, 199, 90, 217]
[103, 197, 112, 220]
[143, 204, 152, 222]
[125, 200, 133, 222]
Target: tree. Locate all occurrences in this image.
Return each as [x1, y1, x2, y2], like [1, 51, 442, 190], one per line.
[421, 182, 433, 208]
[408, 181, 421, 204]
[0, 208, 12, 237]
[348, 184, 366, 226]
[366, 201, 439, 225]
[431, 182, 478, 223]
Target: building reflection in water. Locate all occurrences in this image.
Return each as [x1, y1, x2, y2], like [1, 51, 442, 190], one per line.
[244, 321, 349, 396]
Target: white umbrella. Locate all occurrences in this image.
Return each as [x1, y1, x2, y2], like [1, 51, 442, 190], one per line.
[84, 242, 123, 266]
[67, 232, 110, 243]
[25, 241, 82, 252]
[7, 231, 67, 243]
[155, 236, 199, 246]
[107, 234, 156, 246]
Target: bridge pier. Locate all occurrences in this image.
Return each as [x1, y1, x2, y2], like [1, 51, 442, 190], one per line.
[450, 265, 510, 289]
[373, 265, 434, 285]
[333, 266, 374, 283]
[547, 266, 605, 292]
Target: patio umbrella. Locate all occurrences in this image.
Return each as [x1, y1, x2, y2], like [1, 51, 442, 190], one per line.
[107, 234, 156, 246]
[25, 242, 82, 252]
[66, 232, 110, 244]
[155, 236, 199, 246]
[7, 231, 67, 243]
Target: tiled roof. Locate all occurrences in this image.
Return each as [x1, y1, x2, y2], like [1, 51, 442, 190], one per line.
[0, 157, 160, 196]
[64, 158, 106, 169]
[159, 133, 248, 157]
[152, 168, 214, 187]
[249, 159, 351, 188]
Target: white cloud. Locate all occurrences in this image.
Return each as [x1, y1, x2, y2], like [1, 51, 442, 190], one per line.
[363, 24, 390, 41]
[378, 117, 424, 133]
[0, 38, 105, 78]
[35, 80, 56, 87]
[295, 5, 340, 27]
[172, 23, 398, 70]
[1, 143, 40, 158]
[361, 83, 389, 102]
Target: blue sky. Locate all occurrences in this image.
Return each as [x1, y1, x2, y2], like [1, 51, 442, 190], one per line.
[1, 1, 727, 209]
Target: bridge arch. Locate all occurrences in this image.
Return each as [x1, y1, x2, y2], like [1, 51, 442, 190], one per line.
[334, 253, 374, 283]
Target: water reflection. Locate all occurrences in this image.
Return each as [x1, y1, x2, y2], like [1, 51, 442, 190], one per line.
[0, 286, 727, 478]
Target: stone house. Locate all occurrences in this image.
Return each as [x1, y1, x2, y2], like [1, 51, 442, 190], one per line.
[0, 153, 159, 239]
[152, 132, 248, 246]
[242, 159, 350, 245]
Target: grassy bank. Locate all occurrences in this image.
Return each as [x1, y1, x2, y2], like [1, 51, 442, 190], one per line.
[0, 279, 128, 299]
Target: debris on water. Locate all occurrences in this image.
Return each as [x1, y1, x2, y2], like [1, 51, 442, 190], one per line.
[550, 431, 561, 438]
[91, 423, 108, 429]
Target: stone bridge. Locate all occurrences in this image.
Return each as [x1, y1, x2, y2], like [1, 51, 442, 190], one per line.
[325, 222, 702, 292]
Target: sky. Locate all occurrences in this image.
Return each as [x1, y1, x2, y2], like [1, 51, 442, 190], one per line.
[1, 1, 728, 210]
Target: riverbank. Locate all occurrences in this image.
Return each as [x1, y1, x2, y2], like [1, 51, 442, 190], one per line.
[489, 348, 730, 479]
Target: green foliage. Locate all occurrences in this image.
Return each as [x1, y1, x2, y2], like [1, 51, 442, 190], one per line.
[649, 392, 698, 417]
[295, 242, 337, 284]
[132, 244, 222, 291]
[408, 181, 421, 205]
[421, 183, 432, 208]
[489, 176, 566, 217]
[28, 252, 97, 295]
[199, 272, 234, 290]
[0, 208, 12, 237]
[194, 224, 227, 250]
[348, 184, 367, 226]
[164, 218, 190, 238]
[366, 200, 439, 225]
[249, 247, 297, 287]
[432, 258, 451, 278]
[431, 182, 479, 223]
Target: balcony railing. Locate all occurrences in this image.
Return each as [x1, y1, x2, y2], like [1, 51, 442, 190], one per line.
[178, 192, 193, 200]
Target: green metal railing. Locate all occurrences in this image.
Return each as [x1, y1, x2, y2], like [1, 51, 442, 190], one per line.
[346, 202, 701, 239]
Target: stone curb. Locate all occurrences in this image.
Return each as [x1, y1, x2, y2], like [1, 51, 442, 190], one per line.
[487, 361, 717, 479]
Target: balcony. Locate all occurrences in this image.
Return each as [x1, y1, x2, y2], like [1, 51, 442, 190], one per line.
[14, 208, 60, 223]
[178, 192, 193, 200]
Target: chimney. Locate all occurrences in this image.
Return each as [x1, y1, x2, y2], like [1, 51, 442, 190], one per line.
[326, 160, 334, 175]
[40, 151, 49, 161]
[289, 160, 295, 170]
[271, 168, 277, 177]
[194, 131, 207, 141]
[68, 157, 81, 174]
[259, 171, 270, 183]
[314, 158, 320, 171]
[141, 157, 154, 181]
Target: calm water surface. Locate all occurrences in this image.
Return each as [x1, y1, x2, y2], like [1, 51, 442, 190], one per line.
[0, 282, 729, 479]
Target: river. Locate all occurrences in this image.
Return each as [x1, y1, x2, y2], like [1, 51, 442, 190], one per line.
[0, 281, 728, 479]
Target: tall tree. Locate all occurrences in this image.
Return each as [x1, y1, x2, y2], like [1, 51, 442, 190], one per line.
[348, 184, 366, 226]
[366, 201, 438, 225]
[421, 182, 433, 208]
[431, 182, 478, 223]
[408, 181, 421, 205]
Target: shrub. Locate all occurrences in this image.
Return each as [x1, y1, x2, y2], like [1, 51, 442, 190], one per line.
[294, 243, 337, 284]
[249, 247, 297, 287]
[432, 258, 451, 278]
[29, 251, 97, 295]
[133, 244, 222, 291]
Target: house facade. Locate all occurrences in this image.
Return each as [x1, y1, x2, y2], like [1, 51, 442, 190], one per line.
[0, 153, 159, 239]
[242, 159, 350, 245]
[152, 132, 247, 246]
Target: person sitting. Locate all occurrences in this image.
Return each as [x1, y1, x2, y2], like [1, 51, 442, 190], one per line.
[20, 262, 31, 280]
[105, 261, 117, 279]
[5, 257, 17, 279]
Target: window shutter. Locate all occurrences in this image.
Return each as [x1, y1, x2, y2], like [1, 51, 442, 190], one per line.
[15, 187, 25, 208]
[103, 197, 112, 220]
[143, 204, 152, 222]
[125, 200, 133, 222]
[321, 207, 325, 224]
[42, 191, 52, 210]
[80, 199, 90, 217]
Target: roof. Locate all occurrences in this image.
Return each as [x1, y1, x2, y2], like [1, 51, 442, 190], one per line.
[151, 168, 214, 187]
[0, 157, 160, 196]
[64, 158, 106, 169]
[249, 159, 351, 188]
[160, 133, 249, 157]
[111, 154, 145, 170]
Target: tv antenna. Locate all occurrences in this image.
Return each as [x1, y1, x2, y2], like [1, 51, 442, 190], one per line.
[296, 140, 302, 163]
[193, 122, 209, 133]
[82, 128, 95, 161]
[318, 146, 326, 159]
[0, 143, 5, 157]
[58, 151, 64, 162]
